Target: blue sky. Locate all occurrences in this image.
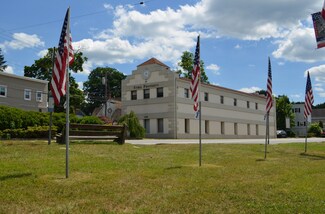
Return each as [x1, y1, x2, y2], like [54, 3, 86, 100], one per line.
[2, 0, 325, 105]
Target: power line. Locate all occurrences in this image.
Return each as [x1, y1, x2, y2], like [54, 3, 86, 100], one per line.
[1, 1, 155, 33]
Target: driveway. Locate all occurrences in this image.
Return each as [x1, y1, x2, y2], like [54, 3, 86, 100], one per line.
[126, 138, 325, 145]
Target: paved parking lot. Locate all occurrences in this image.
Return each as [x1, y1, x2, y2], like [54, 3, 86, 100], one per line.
[126, 137, 325, 145]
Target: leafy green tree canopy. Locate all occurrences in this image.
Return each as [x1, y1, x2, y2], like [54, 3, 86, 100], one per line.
[276, 95, 295, 130]
[23, 48, 88, 112]
[177, 51, 209, 84]
[82, 67, 126, 115]
[24, 48, 87, 80]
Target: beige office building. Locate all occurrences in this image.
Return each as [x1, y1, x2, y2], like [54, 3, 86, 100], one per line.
[122, 58, 276, 139]
[0, 72, 48, 112]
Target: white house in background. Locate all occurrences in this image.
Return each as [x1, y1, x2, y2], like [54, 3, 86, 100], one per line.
[121, 58, 277, 139]
[0, 72, 48, 112]
[291, 103, 307, 137]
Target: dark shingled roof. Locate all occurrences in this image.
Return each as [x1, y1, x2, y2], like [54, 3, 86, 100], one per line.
[137, 58, 169, 69]
[312, 108, 325, 118]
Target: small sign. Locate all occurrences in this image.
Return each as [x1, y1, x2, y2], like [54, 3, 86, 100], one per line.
[48, 97, 54, 112]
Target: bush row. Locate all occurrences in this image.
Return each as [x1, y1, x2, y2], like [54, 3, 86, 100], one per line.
[0, 126, 57, 139]
[0, 106, 146, 140]
[0, 106, 104, 136]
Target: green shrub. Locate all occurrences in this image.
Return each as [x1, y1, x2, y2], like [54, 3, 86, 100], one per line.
[0, 106, 104, 137]
[79, 116, 104, 124]
[308, 123, 322, 137]
[1, 126, 57, 139]
[119, 111, 145, 139]
[0, 106, 24, 130]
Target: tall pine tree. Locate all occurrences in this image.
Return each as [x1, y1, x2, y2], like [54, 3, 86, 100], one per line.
[0, 48, 7, 72]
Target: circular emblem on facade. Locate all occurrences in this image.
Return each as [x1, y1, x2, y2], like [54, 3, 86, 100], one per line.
[142, 70, 150, 80]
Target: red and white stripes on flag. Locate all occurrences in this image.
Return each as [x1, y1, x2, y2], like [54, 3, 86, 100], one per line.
[266, 57, 273, 114]
[304, 71, 314, 119]
[190, 35, 200, 114]
[50, 8, 74, 106]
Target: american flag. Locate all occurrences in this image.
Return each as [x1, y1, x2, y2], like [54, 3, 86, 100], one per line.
[50, 8, 74, 105]
[311, 12, 325, 49]
[304, 71, 314, 118]
[266, 57, 273, 114]
[190, 35, 200, 114]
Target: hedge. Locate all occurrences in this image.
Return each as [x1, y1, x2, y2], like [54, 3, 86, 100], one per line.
[0, 106, 105, 139]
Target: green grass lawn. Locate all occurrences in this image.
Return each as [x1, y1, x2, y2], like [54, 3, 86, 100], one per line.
[1, 140, 325, 213]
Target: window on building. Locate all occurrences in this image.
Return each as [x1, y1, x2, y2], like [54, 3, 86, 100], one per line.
[144, 119, 150, 133]
[220, 95, 224, 104]
[247, 101, 250, 109]
[157, 87, 163, 98]
[185, 119, 190, 133]
[256, 124, 259, 135]
[255, 103, 258, 110]
[184, 88, 189, 98]
[234, 123, 238, 135]
[247, 124, 251, 135]
[143, 89, 150, 99]
[131, 90, 137, 100]
[234, 98, 237, 106]
[0, 85, 7, 97]
[204, 92, 209, 101]
[157, 118, 164, 133]
[24, 89, 31, 101]
[221, 122, 225, 135]
[205, 120, 209, 134]
[295, 108, 300, 113]
[36, 91, 42, 102]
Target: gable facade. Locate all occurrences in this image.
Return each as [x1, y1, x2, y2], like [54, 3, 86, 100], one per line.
[122, 58, 277, 139]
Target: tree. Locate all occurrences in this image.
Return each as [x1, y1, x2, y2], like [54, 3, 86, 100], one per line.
[177, 51, 209, 83]
[308, 122, 322, 137]
[24, 48, 87, 80]
[276, 95, 295, 130]
[82, 67, 126, 115]
[313, 102, 324, 109]
[255, 90, 267, 96]
[118, 111, 145, 138]
[0, 48, 7, 72]
[24, 48, 88, 112]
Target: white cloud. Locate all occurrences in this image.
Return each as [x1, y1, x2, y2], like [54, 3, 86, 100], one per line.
[77, 81, 84, 90]
[234, 44, 241, 49]
[37, 49, 48, 58]
[307, 65, 325, 82]
[3, 33, 44, 50]
[71, 0, 323, 74]
[304, 64, 325, 98]
[315, 87, 324, 92]
[290, 94, 301, 99]
[272, 27, 325, 63]
[206, 63, 220, 75]
[194, 0, 319, 40]
[318, 92, 325, 98]
[4, 66, 14, 74]
[207, 63, 220, 71]
[239, 86, 262, 93]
